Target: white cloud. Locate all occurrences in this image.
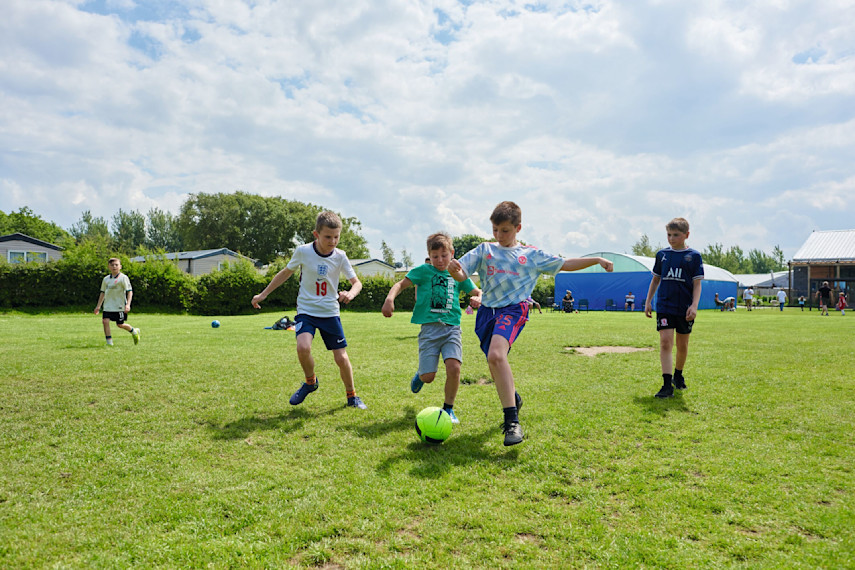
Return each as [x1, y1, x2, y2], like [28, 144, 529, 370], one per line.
[1, 0, 854, 262]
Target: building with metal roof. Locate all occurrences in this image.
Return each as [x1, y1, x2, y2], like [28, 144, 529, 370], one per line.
[131, 248, 258, 276]
[789, 230, 855, 304]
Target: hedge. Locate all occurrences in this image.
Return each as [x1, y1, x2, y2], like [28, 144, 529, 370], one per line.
[0, 257, 556, 314]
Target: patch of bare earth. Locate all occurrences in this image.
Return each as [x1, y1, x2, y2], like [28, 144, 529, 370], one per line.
[566, 346, 653, 356]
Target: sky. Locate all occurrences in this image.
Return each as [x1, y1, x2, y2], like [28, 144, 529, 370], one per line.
[2, 0, 854, 261]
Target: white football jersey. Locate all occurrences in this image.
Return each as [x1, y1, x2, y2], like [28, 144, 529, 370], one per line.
[287, 243, 356, 317]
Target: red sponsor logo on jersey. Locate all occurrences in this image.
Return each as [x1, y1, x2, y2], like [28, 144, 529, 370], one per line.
[487, 265, 496, 275]
[518, 255, 527, 265]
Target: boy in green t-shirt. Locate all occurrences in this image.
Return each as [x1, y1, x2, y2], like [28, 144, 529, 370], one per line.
[382, 232, 481, 424]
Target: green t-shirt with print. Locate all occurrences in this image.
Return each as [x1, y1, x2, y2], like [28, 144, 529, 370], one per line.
[406, 263, 477, 326]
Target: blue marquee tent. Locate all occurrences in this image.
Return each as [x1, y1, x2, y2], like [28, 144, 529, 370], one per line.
[555, 252, 738, 311]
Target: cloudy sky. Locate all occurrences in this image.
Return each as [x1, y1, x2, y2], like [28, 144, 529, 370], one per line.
[2, 0, 854, 260]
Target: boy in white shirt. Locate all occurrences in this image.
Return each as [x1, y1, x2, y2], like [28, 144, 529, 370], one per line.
[94, 258, 140, 346]
[252, 211, 366, 409]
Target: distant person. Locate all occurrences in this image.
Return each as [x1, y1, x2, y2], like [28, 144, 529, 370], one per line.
[645, 217, 703, 398]
[723, 296, 736, 311]
[448, 200, 613, 445]
[798, 295, 806, 311]
[776, 289, 787, 311]
[744, 287, 754, 311]
[382, 232, 481, 424]
[94, 258, 140, 346]
[525, 296, 542, 314]
[562, 290, 574, 313]
[252, 211, 366, 410]
[837, 293, 847, 316]
[714, 292, 726, 311]
[816, 281, 833, 316]
[625, 291, 635, 311]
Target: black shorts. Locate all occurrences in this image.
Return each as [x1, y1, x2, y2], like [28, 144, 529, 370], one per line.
[102, 311, 126, 325]
[655, 313, 693, 334]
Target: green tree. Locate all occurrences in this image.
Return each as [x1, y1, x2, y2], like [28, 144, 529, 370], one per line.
[0, 207, 72, 245]
[335, 215, 369, 259]
[452, 234, 487, 258]
[146, 208, 183, 251]
[111, 209, 147, 253]
[401, 248, 413, 270]
[630, 234, 659, 257]
[380, 240, 395, 265]
[178, 192, 369, 263]
[178, 192, 297, 264]
[70, 210, 111, 244]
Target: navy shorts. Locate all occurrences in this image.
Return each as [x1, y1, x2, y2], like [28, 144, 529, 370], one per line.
[102, 311, 126, 325]
[474, 302, 529, 356]
[295, 314, 347, 350]
[655, 313, 694, 335]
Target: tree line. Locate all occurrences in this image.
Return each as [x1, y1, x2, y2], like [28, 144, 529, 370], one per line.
[1, 193, 369, 264]
[631, 234, 786, 274]
[3, 201, 787, 275]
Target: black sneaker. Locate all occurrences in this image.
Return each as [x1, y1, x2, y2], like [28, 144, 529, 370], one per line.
[515, 391, 522, 411]
[673, 376, 687, 390]
[502, 421, 524, 446]
[655, 384, 674, 398]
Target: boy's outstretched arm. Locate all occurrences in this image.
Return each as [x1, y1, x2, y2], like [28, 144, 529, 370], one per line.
[561, 257, 614, 273]
[645, 275, 660, 318]
[382, 277, 412, 317]
[338, 276, 362, 304]
[252, 267, 294, 309]
[94, 292, 105, 315]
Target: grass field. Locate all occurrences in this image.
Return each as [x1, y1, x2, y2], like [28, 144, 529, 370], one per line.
[1, 307, 853, 568]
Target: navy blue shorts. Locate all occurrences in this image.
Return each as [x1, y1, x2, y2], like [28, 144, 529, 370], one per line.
[474, 302, 529, 356]
[655, 313, 694, 335]
[102, 311, 126, 325]
[295, 314, 348, 350]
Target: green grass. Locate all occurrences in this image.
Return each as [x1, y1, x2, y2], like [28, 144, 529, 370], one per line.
[1, 308, 853, 568]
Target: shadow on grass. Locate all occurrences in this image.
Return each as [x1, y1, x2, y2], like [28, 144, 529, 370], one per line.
[206, 408, 316, 440]
[632, 390, 692, 416]
[371, 411, 520, 478]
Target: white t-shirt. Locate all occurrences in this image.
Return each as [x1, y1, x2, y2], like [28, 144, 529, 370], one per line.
[744, 288, 754, 300]
[286, 242, 357, 318]
[776, 290, 787, 303]
[100, 273, 132, 312]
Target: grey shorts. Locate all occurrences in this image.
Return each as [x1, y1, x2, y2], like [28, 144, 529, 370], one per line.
[418, 322, 463, 375]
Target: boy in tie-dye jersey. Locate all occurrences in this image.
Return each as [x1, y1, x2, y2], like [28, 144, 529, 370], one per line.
[448, 201, 613, 446]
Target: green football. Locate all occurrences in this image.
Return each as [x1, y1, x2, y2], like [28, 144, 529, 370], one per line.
[415, 406, 453, 445]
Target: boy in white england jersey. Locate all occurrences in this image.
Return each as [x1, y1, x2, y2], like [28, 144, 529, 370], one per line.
[252, 211, 366, 409]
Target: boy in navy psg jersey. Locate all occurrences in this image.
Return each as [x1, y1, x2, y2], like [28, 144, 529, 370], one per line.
[644, 218, 704, 398]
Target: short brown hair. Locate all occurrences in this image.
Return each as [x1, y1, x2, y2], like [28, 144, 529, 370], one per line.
[490, 201, 521, 226]
[666, 217, 690, 233]
[108, 257, 121, 264]
[426, 232, 453, 253]
[315, 211, 342, 232]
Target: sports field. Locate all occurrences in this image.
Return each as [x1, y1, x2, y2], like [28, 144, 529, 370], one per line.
[1, 308, 853, 567]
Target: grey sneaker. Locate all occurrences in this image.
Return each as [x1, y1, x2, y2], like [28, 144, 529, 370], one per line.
[502, 421, 524, 446]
